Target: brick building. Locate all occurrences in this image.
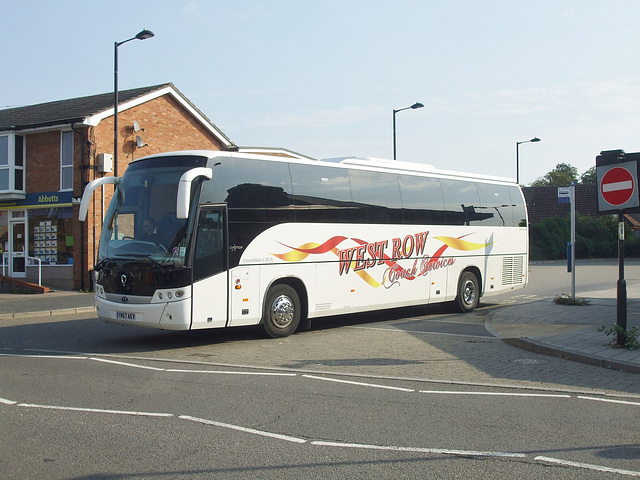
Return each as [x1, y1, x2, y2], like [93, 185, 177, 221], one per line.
[0, 83, 235, 290]
[522, 184, 599, 224]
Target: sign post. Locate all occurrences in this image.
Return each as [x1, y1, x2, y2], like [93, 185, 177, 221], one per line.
[596, 150, 640, 346]
[558, 184, 576, 298]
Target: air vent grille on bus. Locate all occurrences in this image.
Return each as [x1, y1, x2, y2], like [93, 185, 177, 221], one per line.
[502, 256, 524, 286]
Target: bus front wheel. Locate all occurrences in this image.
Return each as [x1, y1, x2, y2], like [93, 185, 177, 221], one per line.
[262, 285, 301, 338]
[455, 271, 479, 313]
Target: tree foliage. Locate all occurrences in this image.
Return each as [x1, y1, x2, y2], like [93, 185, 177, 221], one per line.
[529, 213, 640, 261]
[530, 163, 579, 186]
[530, 163, 597, 186]
[580, 166, 597, 184]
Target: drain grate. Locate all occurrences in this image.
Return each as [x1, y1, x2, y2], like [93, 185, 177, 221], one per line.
[510, 358, 550, 365]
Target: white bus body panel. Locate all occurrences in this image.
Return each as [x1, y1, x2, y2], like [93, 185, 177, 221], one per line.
[235, 223, 527, 322]
[191, 271, 228, 329]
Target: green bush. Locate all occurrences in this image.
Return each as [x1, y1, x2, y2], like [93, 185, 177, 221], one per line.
[530, 214, 640, 260]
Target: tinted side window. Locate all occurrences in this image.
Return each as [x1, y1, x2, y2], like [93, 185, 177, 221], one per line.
[398, 175, 445, 225]
[225, 158, 294, 224]
[349, 170, 403, 224]
[476, 183, 514, 226]
[289, 163, 354, 223]
[509, 186, 527, 227]
[201, 157, 236, 204]
[441, 180, 481, 226]
[193, 208, 225, 281]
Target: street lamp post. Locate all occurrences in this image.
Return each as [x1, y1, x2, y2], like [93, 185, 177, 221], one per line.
[516, 137, 541, 184]
[393, 102, 424, 160]
[114, 29, 154, 177]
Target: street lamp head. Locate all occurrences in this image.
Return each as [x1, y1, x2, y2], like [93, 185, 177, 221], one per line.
[530, 137, 541, 143]
[135, 29, 155, 40]
[411, 102, 424, 109]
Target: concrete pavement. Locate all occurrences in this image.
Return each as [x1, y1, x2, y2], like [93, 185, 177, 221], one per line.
[487, 297, 640, 375]
[1, 283, 639, 375]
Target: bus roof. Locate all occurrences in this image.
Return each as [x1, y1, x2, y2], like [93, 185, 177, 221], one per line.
[131, 149, 516, 184]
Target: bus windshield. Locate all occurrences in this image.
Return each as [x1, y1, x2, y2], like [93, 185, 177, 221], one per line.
[98, 163, 196, 268]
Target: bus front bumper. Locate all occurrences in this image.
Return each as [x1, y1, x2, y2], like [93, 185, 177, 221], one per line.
[95, 288, 192, 330]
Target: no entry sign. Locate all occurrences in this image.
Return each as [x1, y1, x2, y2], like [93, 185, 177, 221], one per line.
[601, 167, 635, 206]
[596, 151, 640, 212]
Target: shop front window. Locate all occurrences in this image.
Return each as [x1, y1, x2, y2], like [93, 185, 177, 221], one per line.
[28, 207, 74, 265]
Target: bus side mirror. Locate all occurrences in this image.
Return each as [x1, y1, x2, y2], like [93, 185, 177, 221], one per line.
[177, 167, 213, 219]
[78, 176, 119, 221]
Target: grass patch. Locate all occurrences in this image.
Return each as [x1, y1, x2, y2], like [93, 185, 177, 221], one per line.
[553, 294, 590, 306]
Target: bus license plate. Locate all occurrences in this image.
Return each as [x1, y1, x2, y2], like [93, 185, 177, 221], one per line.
[116, 311, 136, 321]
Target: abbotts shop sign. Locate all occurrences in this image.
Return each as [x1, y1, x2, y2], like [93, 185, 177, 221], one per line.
[0, 191, 73, 209]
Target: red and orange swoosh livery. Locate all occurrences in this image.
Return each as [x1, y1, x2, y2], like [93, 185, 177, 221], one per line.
[272, 233, 493, 288]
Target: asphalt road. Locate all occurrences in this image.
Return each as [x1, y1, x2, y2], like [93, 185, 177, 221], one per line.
[1, 347, 639, 479]
[2, 263, 640, 480]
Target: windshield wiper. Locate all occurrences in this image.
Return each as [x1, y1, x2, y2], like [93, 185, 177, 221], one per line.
[146, 255, 169, 274]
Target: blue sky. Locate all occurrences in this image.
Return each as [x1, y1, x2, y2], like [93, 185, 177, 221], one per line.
[3, 1, 640, 185]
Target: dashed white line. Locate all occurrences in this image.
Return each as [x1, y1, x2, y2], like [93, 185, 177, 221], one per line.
[17, 403, 173, 417]
[420, 390, 571, 398]
[303, 374, 415, 392]
[90, 357, 165, 371]
[165, 368, 296, 376]
[578, 396, 640, 406]
[0, 397, 17, 405]
[180, 415, 307, 443]
[535, 456, 640, 477]
[5, 352, 296, 377]
[311, 440, 527, 458]
[0, 353, 88, 360]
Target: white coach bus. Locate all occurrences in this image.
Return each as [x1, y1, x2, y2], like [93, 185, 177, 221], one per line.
[79, 149, 528, 337]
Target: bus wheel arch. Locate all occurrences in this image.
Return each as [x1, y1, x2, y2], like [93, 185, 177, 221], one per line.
[454, 267, 482, 313]
[261, 278, 308, 338]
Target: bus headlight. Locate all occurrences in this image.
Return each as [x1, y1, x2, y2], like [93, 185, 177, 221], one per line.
[152, 287, 190, 303]
[95, 284, 106, 298]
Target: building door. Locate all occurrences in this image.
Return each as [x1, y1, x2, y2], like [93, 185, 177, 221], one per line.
[9, 210, 26, 278]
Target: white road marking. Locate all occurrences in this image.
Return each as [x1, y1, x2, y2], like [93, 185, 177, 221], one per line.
[18, 403, 173, 417]
[0, 353, 88, 360]
[535, 456, 640, 477]
[578, 395, 640, 406]
[5, 352, 296, 377]
[90, 357, 165, 371]
[420, 390, 570, 398]
[3, 355, 639, 477]
[165, 368, 296, 376]
[179, 415, 307, 443]
[303, 374, 415, 392]
[311, 440, 527, 458]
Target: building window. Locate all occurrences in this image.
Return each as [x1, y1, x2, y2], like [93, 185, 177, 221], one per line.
[0, 134, 25, 193]
[61, 131, 73, 191]
[0, 135, 8, 190]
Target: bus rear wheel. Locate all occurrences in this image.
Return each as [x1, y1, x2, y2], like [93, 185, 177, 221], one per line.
[262, 284, 301, 338]
[455, 271, 479, 313]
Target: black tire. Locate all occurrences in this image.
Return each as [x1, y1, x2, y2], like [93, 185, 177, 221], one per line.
[455, 271, 479, 313]
[262, 284, 301, 338]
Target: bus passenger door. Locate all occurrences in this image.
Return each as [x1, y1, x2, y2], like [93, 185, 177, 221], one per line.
[190, 206, 228, 329]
